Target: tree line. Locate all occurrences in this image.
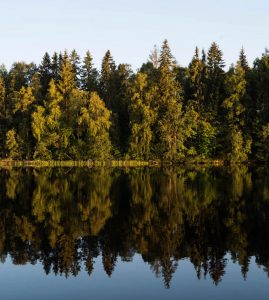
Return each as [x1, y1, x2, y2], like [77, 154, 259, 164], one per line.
[0, 40, 269, 162]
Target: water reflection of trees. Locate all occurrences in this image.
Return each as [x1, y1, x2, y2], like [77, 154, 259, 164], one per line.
[0, 166, 268, 287]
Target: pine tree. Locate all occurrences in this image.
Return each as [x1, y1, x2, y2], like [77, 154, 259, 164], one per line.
[112, 63, 132, 153]
[58, 51, 76, 108]
[81, 51, 98, 92]
[51, 52, 60, 81]
[39, 52, 52, 97]
[206, 42, 225, 115]
[70, 49, 81, 87]
[239, 47, 250, 72]
[154, 40, 184, 160]
[187, 47, 207, 112]
[99, 50, 116, 107]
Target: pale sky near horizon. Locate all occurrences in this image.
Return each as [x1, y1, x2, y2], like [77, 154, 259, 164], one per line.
[0, 0, 268, 70]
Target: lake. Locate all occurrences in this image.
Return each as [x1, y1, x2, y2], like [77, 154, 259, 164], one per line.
[0, 165, 268, 299]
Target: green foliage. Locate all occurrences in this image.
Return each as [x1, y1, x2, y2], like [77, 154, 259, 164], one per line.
[77, 92, 112, 159]
[5, 129, 20, 159]
[228, 129, 252, 163]
[129, 73, 156, 159]
[0, 44, 268, 162]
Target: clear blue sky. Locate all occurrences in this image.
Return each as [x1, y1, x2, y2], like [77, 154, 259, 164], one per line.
[1, 0, 268, 70]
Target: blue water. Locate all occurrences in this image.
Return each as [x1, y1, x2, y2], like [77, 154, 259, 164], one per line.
[0, 166, 269, 299]
[1, 255, 268, 300]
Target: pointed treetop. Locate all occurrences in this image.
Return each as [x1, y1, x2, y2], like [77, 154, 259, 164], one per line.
[239, 47, 249, 71]
[207, 42, 225, 70]
[101, 50, 116, 75]
[159, 39, 176, 70]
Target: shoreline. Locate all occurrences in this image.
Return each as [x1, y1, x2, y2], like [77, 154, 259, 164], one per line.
[0, 159, 241, 168]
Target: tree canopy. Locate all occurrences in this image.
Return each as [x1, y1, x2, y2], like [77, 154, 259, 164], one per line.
[0, 40, 268, 162]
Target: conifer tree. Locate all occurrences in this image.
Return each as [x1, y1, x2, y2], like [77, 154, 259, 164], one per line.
[51, 52, 60, 81]
[154, 39, 184, 160]
[70, 49, 81, 87]
[112, 63, 132, 153]
[206, 42, 225, 115]
[99, 50, 116, 107]
[77, 92, 112, 159]
[223, 61, 251, 162]
[187, 47, 206, 112]
[81, 51, 98, 92]
[239, 47, 250, 72]
[39, 52, 52, 97]
[129, 72, 155, 159]
[58, 51, 76, 108]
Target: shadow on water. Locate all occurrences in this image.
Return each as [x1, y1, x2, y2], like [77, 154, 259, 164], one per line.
[0, 165, 269, 288]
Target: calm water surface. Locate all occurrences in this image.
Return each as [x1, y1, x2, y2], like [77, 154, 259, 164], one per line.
[0, 166, 268, 299]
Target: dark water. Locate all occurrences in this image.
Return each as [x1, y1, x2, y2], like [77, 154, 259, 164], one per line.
[0, 166, 269, 299]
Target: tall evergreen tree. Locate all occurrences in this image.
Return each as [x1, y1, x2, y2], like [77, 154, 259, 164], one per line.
[70, 49, 81, 87]
[206, 42, 225, 115]
[81, 51, 98, 92]
[39, 52, 52, 97]
[58, 51, 76, 108]
[51, 52, 60, 81]
[99, 50, 116, 107]
[223, 61, 251, 162]
[77, 92, 112, 159]
[186, 47, 207, 112]
[239, 47, 250, 72]
[154, 39, 184, 160]
[129, 72, 155, 159]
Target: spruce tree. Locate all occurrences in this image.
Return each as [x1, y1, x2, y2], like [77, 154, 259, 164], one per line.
[39, 52, 52, 97]
[187, 47, 206, 112]
[58, 51, 76, 109]
[81, 51, 98, 92]
[129, 72, 155, 159]
[239, 47, 250, 72]
[51, 52, 60, 81]
[154, 39, 184, 160]
[223, 61, 251, 162]
[99, 50, 116, 107]
[77, 92, 112, 159]
[70, 49, 81, 87]
[206, 42, 225, 115]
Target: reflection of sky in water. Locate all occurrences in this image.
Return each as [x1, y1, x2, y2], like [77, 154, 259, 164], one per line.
[0, 254, 268, 300]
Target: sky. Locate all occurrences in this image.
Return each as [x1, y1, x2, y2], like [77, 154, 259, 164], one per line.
[0, 0, 269, 70]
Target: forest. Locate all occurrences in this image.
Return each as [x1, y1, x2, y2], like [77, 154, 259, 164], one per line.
[0, 40, 268, 162]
